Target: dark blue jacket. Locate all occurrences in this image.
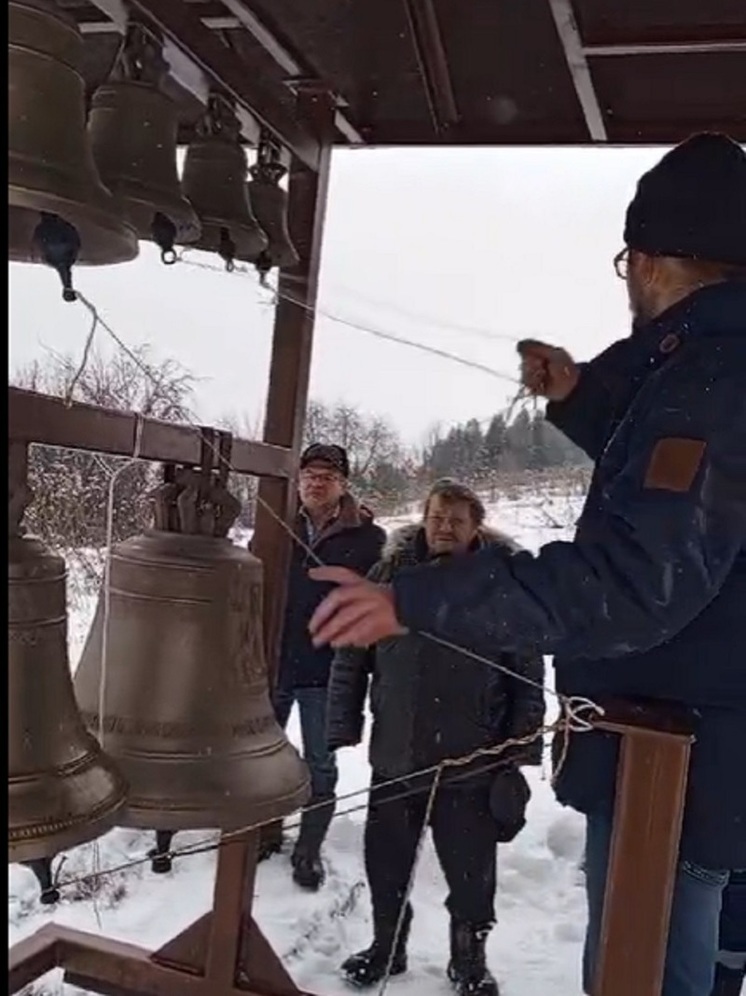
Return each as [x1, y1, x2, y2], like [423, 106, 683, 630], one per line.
[279, 495, 385, 690]
[390, 282, 746, 870]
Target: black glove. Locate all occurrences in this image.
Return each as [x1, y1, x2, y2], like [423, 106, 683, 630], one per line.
[489, 766, 531, 843]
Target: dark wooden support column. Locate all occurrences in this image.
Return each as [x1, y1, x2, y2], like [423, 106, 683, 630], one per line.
[593, 702, 696, 996]
[252, 86, 335, 687]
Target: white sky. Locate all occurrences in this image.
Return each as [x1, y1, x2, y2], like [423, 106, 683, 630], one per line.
[9, 146, 666, 445]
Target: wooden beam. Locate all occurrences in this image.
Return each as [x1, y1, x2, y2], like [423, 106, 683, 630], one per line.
[403, 0, 459, 136]
[125, 0, 321, 170]
[585, 40, 746, 56]
[546, 0, 607, 142]
[8, 388, 295, 480]
[9, 925, 61, 993]
[218, 0, 364, 145]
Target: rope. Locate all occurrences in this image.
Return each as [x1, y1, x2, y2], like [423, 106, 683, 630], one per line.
[175, 252, 521, 386]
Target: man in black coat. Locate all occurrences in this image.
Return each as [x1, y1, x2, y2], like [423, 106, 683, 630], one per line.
[327, 480, 545, 996]
[261, 443, 385, 890]
[307, 133, 746, 996]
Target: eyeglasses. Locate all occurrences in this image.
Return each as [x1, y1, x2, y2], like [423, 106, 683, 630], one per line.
[614, 248, 630, 280]
[299, 469, 342, 485]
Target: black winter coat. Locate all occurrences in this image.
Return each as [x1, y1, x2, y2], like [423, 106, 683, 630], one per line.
[277, 495, 385, 690]
[327, 524, 546, 781]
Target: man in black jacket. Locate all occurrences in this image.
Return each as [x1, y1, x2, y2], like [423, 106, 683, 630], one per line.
[307, 133, 746, 996]
[327, 480, 545, 995]
[261, 443, 385, 890]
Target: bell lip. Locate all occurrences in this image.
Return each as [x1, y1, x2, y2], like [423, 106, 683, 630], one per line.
[118, 780, 312, 832]
[8, 801, 125, 865]
[9, 182, 140, 266]
[184, 221, 269, 263]
[106, 187, 202, 245]
[8, 770, 128, 864]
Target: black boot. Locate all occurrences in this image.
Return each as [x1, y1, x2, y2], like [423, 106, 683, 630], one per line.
[148, 830, 175, 875]
[447, 920, 500, 996]
[290, 796, 334, 891]
[711, 961, 745, 996]
[22, 857, 60, 905]
[258, 820, 284, 863]
[341, 904, 412, 989]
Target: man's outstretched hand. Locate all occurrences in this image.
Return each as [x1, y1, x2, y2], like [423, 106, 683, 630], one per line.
[308, 566, 407, 648]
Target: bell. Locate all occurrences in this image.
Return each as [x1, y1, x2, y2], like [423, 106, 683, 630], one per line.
[73, 466, 309, 830]
[8, 0, 139, 300]
[8, 534, 128, 863]
[87, 23, 201, 265]
[181, 93, 268, 270]
[248, 151, 300, 277]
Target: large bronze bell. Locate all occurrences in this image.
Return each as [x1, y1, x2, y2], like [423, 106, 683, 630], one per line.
[88, 22, 200, 264]
[9, 0, 139, 300]
[8, 533, 128, 864]
[73, 459, 310, 830]
[181, 93, 268, 270]
[248, 142, 300, 277]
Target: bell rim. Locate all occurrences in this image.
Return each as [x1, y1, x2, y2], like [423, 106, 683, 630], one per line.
[118, 779, 312, 831]
[9, 181, 140, 266]
[104, 186, 202, 244]
[8, 758, 128, 863]
[183, 221, 269, 261]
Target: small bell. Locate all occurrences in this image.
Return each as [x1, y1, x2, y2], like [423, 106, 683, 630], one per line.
[181, 93, 268, 270]
[8, 0, 139, 300]
[87, 22, 201, 264]
[248, 139, 300, 278]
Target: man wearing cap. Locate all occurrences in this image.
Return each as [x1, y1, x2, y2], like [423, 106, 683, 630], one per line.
[306, 132, 746, 996]
[261, 442, 385, 891]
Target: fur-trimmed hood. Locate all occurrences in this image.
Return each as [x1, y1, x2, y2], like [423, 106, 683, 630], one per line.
[380, 520, 522, 566]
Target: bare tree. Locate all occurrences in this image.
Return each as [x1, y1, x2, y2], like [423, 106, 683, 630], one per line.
[12, 346, 197, 592]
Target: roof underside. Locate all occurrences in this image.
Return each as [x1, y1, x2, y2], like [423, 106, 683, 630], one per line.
[65, 0, 746, 162]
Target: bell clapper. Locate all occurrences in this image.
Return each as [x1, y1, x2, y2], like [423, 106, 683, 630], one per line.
[32, 212, 81, 302]
[218, 226, 237, 272]
[151, 211, 178, 265]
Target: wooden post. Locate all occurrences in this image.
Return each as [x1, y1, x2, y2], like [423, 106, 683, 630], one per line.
[593, 702, 696, 996]
[251, 85, 336, 687]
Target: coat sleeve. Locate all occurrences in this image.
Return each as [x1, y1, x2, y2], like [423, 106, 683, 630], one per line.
[327, 644, 374, 749]
[502, 651, 546, 767]
[391, 357, 745, 662]
[546, 338, 635, 461]
[326, 557, 388, 750]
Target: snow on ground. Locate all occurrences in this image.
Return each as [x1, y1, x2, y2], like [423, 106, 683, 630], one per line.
[9, 487, 590, 995]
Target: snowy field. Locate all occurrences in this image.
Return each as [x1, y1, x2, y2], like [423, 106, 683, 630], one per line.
[9, 488, 591, 995]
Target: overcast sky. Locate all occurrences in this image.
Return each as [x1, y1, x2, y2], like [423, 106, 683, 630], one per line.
[9, 145, 665, 445]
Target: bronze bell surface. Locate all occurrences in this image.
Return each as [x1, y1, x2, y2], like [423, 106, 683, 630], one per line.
[8, 534, 128, 863]
[9, 0, 139, 300]
[248, 151, 300, 277]
[73, 463, 310, 830]
[181, 93, 268, 270]
[88, 23, 201, 264]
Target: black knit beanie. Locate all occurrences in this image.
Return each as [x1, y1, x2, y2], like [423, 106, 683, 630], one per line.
[624, 132, 746, 266]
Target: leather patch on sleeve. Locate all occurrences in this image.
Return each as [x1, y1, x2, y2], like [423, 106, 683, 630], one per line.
[643, 438, 707, 493]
